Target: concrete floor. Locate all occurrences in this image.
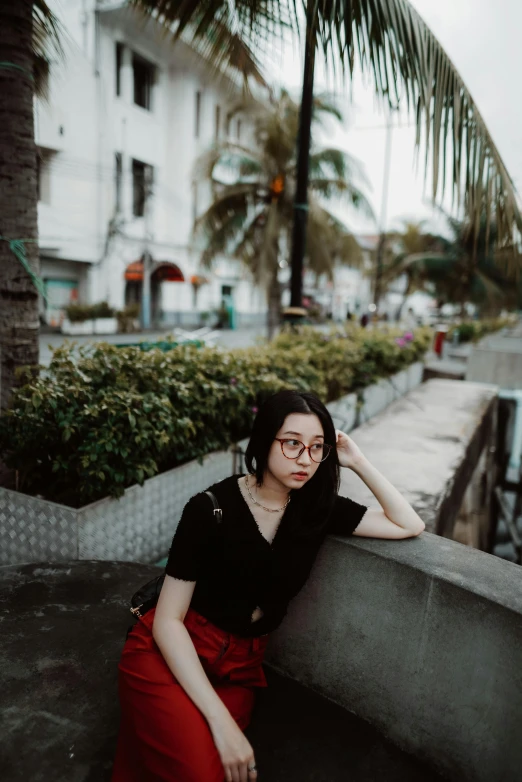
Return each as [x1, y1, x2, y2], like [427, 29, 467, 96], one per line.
[0, 561, 446, 782]
[246, 667, 445, 782]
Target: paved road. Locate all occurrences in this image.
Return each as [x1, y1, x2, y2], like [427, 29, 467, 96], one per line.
[38, 321, 339, 366]
[38, 325, 273, 366]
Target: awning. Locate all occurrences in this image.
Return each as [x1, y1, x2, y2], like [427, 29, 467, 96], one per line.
[124, 261, 185, 282]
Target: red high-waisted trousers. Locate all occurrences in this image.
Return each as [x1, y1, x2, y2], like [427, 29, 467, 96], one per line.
[111, 606, 270, 782]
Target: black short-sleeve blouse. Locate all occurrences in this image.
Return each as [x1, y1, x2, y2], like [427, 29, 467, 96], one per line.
[165, 473, 367, 637]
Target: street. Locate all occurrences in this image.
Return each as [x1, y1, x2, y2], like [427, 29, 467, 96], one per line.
[38, 325, 272, 366]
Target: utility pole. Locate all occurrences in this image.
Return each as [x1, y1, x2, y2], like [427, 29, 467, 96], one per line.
[373, 111, 395, 311]
[283, 3, 316, 326]
[141, 166, 153, 330]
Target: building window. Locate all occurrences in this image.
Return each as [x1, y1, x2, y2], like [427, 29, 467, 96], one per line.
[115, 152, 123, 212]
[36, 147, 53, 204]
[133, 54, 155, 110]
[215, 105, 221, 140]
[132, 159, 153, 217]
[195, 90, 201, 138]
[116, 42, 124, 96]
[236, 119, 242, 142]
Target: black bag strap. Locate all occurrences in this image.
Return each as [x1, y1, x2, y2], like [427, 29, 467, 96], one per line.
[204, 489, 222, 523]
[128, 490, 223, 625]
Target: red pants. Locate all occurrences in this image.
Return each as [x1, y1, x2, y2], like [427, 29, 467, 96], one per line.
[111, 606, 270, 782]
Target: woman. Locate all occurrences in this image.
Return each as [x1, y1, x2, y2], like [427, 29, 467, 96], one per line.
[112, 390, 424, 782]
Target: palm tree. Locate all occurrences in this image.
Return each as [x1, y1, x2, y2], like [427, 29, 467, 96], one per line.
[0, 1, 267, 410]
[0, 0, 62, 409]
[4, 1, 522, 403]
[192, 90, 372, 337]
[133, 0, 522, 275]
[383, 214, 517, 316]
[381, 221, 442, 319]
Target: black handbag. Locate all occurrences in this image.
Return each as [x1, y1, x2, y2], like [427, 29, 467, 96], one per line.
[129, 490, 222, 620]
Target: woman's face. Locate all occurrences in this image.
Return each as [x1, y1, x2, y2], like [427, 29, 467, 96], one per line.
[266, 412, 325, 490]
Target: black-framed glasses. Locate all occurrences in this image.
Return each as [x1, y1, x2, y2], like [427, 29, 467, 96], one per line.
[274, 438, 332, 463]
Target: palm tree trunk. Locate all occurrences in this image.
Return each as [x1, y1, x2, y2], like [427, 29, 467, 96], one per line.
[396, 274, 413, 320]
[266, 272, 281, 341]
[0, 0, 40, 410]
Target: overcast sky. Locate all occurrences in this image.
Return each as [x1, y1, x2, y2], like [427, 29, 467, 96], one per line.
[268, 0, 522, 237]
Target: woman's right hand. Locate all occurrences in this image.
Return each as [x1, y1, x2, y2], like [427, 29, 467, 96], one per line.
[208, 711, 258, 782]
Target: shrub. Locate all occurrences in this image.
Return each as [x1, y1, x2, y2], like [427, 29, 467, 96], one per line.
[65, 304, 93, 323]
[0, 323, 430, 506]
[90, 301, 115, 319]
[446, 316, 514, 344]
[271, 325, 431, 400]
[65, 301, 115, 322]
[0, 341, 323, 506]
[116, 303, 140, 333]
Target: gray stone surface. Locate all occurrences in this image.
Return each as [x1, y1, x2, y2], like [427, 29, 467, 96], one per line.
[445, 344, 474, 361]
[0, 561, 445, 782]
[0, 560, 157, 782]
[0, 562, 439, 782]
[246, 668, 444, 782]
[266, 531, 522, 782]
[339, 378, 498, 536]
[423, 359, 467, 381]
[466, 322, 522, 389]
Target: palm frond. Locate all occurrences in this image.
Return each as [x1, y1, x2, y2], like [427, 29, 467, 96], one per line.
[311, 91, 344, 124]
[226, 202, 279, 287]
[128, 0, 290, 88]
[133, 1, 522, 260]
[308, 147, 369, 186]
[193, 141, 265, 183]
[309, 177, 375, 220]
[313, 0, 522, 263]
[32, 1, 64, 97]
[474, 268, 507, 303]
[306, 202, 363, 278]
[192, 182, 259, 264]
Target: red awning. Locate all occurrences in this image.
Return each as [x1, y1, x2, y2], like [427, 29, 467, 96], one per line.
[124, 261, 144, 281]
[124, 261, 185, 283]
[154, 263, 184, 282]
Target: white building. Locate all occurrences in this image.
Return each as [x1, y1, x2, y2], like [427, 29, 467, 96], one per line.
[35, 0, 267, 328]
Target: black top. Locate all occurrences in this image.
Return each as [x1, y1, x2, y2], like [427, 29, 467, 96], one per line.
[165, 473, 368, 637]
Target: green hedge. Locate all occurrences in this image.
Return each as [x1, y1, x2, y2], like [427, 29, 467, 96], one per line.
[446, 316, 514, 344]
[65, 301, 116, 322]
[0, 325, 431, 507]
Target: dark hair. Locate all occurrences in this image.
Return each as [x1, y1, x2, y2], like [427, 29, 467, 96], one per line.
[244, 390, 340, 538]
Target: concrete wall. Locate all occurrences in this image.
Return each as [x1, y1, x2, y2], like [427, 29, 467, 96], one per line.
[266, 531, 522, 782]
[466, 347, 522, 391]
[340, 379, 498, 541]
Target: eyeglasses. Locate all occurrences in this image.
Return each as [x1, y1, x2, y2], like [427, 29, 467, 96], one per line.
[274, 438, 332, 463]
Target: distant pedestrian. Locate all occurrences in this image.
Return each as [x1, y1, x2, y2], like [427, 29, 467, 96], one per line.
[346, 307, 352, 321]
[360, 312, 369, 328]
[112, 390, 425, 782]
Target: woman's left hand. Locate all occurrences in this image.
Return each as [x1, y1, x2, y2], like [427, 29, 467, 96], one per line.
[335, 429, 365, 470]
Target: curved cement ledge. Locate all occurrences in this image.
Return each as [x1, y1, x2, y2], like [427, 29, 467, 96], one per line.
[338, 379, 498, 543]
[265, 531, 522, 782]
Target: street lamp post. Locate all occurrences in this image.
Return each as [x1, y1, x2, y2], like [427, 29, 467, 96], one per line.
[141, 166, 153, 330]
[373, 109, 396, 312]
